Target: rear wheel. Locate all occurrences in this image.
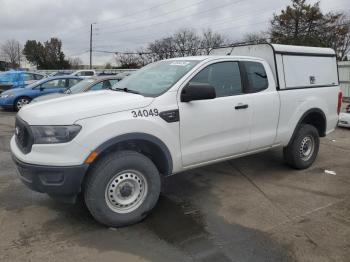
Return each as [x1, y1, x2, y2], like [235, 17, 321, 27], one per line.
[14, 97, 31, 111]
[283, 124, 320, 169]
[84, 150, 161, 227]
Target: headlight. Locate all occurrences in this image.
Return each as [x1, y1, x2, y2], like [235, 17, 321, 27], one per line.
[1, 93, 14, 98]
[31, 125, 81, 144]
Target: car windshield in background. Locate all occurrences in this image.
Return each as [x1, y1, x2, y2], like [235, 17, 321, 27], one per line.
[66, 78, 95, 94]
[111, 60, 200, 97]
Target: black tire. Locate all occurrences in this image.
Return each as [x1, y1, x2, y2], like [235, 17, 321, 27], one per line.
[283, 124, 320, 170]
[84, 150, 161, 227]
[14, 96, 31, 111]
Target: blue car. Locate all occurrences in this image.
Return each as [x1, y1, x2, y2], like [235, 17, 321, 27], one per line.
[0, 76, 82, 111]
[0, 71, 45, 92]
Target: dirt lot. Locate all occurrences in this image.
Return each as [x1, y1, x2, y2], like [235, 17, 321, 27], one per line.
[0, 109, 349, 262]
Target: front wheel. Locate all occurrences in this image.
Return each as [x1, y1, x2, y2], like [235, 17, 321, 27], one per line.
[84, 150, 161, 227]
[14, 97, 31, 111]
[283, 124, 320, 169]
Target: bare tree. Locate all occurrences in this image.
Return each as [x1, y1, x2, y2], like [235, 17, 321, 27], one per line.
[68, 57, 83, 69]
[242, 32, 269, 44]
[115, 52, 143, 68]
[201, 29, 226, 55]
[1, 39, 22, 68]
[173, 28, 201, 56]
[148, 37, 177, 61]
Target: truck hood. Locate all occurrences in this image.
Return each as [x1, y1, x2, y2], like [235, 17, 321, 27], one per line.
[18, 90, 154, 125]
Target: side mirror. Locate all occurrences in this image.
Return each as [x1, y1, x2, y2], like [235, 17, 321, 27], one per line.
[181, 82, 216, 102]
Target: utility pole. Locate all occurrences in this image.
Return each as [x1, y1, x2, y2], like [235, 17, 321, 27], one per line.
[89, 23, 93, 69]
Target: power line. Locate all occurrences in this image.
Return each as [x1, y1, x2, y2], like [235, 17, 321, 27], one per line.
[97, 0, 178, 25]
[100, 0, 212, 31]
[67, 50, 89, 57]
[99, 0, 244, 34]
[58, 1, 177, 38]
[92, 5, 350, 49]
[60, 0, 211, 42]
[69, 5, 350, 59]
[90, 20, 350, 57]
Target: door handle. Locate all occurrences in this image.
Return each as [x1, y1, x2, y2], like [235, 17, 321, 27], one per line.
[235, 104, 249, 110]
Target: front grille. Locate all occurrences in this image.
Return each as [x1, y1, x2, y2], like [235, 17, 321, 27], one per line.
[15, 117, 33, 154]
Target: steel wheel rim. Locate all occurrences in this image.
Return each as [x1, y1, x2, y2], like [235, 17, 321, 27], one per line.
[17, 98, 29, 110]
[105, 170, 148, 214]
[299, 136, 315, 161]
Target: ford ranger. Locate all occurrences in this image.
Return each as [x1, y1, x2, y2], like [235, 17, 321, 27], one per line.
[11, 44, 341, 227]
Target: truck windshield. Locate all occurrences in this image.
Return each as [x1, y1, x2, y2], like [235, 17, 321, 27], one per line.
[111, 60, 200, 97]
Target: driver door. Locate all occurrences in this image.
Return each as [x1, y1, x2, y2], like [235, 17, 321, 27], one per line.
[179, 61, 253, 167]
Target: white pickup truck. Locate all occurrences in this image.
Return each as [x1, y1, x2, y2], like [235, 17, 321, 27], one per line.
[11, 44, 341, 227]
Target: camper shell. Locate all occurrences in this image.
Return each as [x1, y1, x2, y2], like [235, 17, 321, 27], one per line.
[210, 43, 339, 90]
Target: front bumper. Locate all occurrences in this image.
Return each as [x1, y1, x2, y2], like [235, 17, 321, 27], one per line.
[0, 97, 14, 108]
[338, 119, 350, 128]
[12, 156, 88, 202]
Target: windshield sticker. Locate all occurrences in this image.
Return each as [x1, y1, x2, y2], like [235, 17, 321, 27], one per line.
[170, 61, 191, 66]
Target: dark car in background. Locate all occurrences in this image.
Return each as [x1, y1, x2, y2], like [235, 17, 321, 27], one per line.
[32, 75, 124, 103]
[0, 75, 82, 111]
[0, 71, 44, 93]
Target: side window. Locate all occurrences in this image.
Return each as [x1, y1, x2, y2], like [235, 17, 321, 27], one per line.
[90, 81, 104, 91]
[243, 61, 268, 93]
[68, 79, 80, 87]
[190, 62, 242, 97]
[83, 71, 94, 76]
[23, 73, 35, 81]
[109, 79, 120, 86]
[34, 74, 44, 80]
[41, 79, 66, 89]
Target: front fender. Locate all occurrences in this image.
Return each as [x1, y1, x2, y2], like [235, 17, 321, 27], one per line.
[74, 110, 182, 173]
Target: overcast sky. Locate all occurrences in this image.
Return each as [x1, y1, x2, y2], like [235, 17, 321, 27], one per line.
[0, 0, 349, 66]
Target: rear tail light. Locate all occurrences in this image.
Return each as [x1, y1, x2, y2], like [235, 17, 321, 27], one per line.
[337, 91, 342, 115]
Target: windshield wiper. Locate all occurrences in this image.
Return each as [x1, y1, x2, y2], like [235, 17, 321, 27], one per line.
[112, 87, 140, 94]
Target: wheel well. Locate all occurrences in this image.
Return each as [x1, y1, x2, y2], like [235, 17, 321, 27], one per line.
[15, 96, 31, 101]
[300, 110, 326, 137]
[14, 96, 31, 104]
[90, 139, 172, 176]
[14, 96, 31, 110]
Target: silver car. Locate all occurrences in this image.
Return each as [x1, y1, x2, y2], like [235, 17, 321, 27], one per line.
[32, 75, 124, 103]
[338, 105, 350, 128]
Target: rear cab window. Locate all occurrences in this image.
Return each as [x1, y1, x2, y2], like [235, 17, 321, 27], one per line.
[242, 61, 268, 93]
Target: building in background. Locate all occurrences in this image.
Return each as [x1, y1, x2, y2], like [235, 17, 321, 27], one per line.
[339, 61, 350, 101]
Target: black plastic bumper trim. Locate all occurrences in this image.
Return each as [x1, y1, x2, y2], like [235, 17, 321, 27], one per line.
[12, 155, 88, 199]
